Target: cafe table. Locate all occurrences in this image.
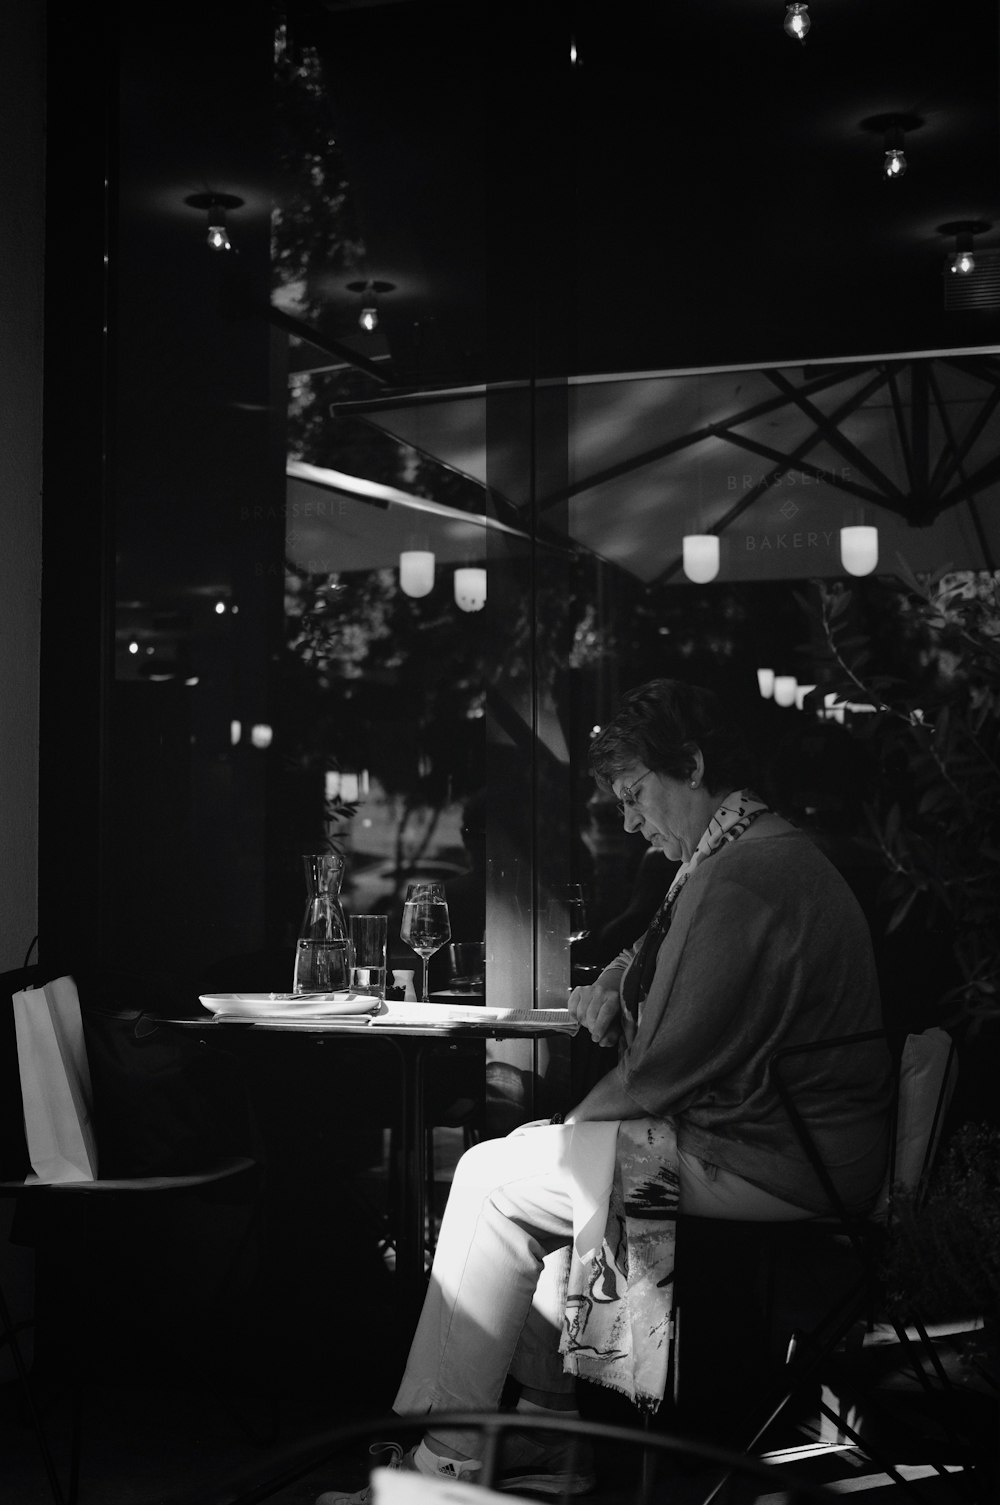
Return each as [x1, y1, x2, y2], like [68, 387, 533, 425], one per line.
[165, 999, 578, 1315]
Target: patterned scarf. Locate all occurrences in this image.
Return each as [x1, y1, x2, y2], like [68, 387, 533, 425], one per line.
[559, 788, 771, 1413]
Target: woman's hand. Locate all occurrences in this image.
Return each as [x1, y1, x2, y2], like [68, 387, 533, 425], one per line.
[568, 976, 625, 1048]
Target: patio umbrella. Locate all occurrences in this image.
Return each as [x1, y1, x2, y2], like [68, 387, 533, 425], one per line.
[333, 353, 1000, 584]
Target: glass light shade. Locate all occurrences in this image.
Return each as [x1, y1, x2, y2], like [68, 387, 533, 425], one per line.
[757, 667, 775, 699]
[682, 534, 720, 584]
[883, 148, 906, 179]
[840, 525, 879, 577]
[950, 250, 975, 275]
[783, 3, 810, 42]
[454, 566, 487, 612]
[773, 675, 798, 708]
[207, 221, 231, 251]
[399, 550, 435, 598]
[359, 303, 378, 332]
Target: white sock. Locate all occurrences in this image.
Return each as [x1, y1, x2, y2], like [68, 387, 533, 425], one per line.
[413, 1439, 480, 1477]
[516, 1397, 581, 1419]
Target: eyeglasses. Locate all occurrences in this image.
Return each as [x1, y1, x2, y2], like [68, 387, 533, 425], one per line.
[615, 769, 653, 816]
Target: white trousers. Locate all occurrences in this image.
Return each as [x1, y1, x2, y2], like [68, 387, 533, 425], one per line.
[394, 1124, 812, 1421]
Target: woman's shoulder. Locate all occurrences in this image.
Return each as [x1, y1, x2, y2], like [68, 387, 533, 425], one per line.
[698, 816, 841, 885]
[737, 809, 798, 841]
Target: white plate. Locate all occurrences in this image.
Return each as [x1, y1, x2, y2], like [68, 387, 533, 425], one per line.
[199, 992, 377, 1019]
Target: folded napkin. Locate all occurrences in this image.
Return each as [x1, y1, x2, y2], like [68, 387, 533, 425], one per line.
[199, 992, 377, 1020]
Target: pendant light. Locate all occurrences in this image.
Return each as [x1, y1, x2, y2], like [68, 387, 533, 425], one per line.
[940, 220, 990, 277]
[399, 550, 435, 598]
[359, 292, 378, 332]
[184, 191, 244, 252]
[683, 398, 720, 584]
[454, 567, 487, 612]
[783, 3, 810, 43]
[346, 278, 396, 334]
[840, 525, 879, 577]
[862, 113, 922, 187]
[682, 534, 720, 584]
[882, 123, 907, 180]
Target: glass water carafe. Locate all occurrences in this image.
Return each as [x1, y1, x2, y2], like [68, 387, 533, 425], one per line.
[293, 853, 350, 993]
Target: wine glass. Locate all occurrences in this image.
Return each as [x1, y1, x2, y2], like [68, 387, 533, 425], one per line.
[400, 881, 452, 1003]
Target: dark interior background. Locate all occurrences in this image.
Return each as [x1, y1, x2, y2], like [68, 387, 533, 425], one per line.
[38, 0, 1000, 1003]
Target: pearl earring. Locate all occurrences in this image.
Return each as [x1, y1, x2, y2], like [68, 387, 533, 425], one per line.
[690, 779, 698, 788]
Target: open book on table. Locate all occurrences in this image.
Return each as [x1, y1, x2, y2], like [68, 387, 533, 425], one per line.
[370, 1000, 578, 1032]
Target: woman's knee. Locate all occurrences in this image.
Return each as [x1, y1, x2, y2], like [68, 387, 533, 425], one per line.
[450, 1134, 511, 1194]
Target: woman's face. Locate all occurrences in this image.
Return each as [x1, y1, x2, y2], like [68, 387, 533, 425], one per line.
[611, 759, 711, 863]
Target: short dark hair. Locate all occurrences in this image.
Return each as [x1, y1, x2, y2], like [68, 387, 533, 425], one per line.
[588, 679, 753, 795]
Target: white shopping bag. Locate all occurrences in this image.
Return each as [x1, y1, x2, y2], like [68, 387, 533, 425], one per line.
[11, 975, 98, 1183]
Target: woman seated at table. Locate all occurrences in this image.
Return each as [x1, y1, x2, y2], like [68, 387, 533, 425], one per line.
[319, 677, 892, 1503]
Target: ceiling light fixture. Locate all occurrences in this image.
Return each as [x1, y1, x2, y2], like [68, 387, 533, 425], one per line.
[951, 240, 975, 277]
[360, 292, 378, 332]
[184, 191, 244, 251]
[939, 219, 991, 278]
[681, 534, 720, 584]
[883, 132, 906, 181]
[861, 113, 922, 186]
[840, 524, 879, 577]
[346, 278, 395, 334]
[399, 549, 435, 598]
[783, 4, 810, 43]
[454, 567, 487, 612]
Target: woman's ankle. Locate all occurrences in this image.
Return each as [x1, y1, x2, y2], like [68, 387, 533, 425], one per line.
[422, 1434, 477, 1464]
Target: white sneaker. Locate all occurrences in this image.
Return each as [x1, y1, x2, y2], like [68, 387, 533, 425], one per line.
[316, 1440, 481, 1505]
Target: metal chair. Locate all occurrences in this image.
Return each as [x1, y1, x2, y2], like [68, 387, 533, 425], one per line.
[667, 1028, 996, 1503]
[1, 964, 265, 1505]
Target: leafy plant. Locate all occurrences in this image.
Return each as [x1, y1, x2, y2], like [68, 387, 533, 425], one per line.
[802, 563, 1000, 1028]
[882, 1122, 1000, 1327]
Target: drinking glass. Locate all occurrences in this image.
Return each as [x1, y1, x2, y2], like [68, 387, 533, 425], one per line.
[562, 883, 590, 944]
[448, 941, 486, 993]
[349, 914, 388, 1000]
[400, 881, 452, 1003]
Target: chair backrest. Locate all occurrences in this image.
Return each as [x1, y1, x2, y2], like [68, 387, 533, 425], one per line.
[871, 1025, 957, 1221]
[769, 1027, 958, 1227]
